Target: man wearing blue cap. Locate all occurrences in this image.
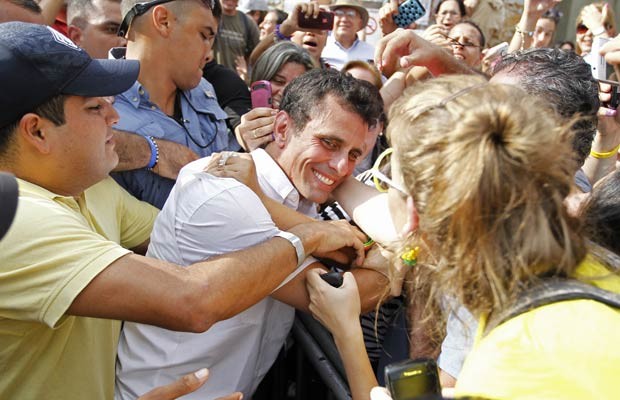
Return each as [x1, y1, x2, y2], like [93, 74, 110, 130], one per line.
[0, 21, 367, 400]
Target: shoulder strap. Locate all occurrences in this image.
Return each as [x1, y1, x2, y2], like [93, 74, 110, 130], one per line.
[240, 12, 251, 55]
[487, 277, 620, 333]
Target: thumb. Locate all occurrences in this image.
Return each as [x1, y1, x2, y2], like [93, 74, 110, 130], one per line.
[399, 55, 417, 69]
[138, 368, 210, 400]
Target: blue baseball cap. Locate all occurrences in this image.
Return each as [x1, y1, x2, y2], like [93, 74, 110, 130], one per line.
[0, 22, 140, 128]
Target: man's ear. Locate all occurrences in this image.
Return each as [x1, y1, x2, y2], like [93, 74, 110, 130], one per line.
[17, 114, 53, 155]
[152, 5, 174, 37]
[273, 111, 290, 148]
[66, 25, 83, 46]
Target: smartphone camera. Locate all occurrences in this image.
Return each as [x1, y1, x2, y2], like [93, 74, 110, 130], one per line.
[385, 358, 441, 400]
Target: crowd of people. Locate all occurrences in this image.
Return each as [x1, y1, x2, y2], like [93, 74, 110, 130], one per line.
[0, 0, 619, 399]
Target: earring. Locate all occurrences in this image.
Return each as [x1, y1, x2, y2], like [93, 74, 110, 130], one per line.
[400, 246, 420, 267]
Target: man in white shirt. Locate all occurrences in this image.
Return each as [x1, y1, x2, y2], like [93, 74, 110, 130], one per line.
[115, 69, 386, 399]
[322, 0, 374, 70]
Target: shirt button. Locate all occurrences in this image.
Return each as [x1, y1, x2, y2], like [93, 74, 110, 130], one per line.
[132, 97, 138, 102]
[150, 106, 156, 110]
[139, 88, 144, 95]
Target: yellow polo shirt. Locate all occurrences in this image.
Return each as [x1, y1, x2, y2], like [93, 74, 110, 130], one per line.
[455, 255, 620, 400]
[0, 177, 157, 400]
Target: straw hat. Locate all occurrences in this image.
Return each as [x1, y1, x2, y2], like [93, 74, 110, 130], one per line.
[329, 0, 369, 27]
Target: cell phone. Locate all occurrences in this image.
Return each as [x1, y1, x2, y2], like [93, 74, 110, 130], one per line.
[385, 358, 441, 400]
[297, 9, 334, 30]
[250, 80, 273, 109]
[584, 36, 611, 80]
[598, 79, 620, 110]
[393, 0, 426, 29]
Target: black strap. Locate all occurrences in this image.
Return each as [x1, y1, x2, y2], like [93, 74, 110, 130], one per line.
[487, 278, 620, 332]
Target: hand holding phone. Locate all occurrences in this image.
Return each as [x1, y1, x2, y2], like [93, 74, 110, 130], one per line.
[250, 80, 273, 109]
[385, 358, 440, 400]
[393, 0, 426, 29]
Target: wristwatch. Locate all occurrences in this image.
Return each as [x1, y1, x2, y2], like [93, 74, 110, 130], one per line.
[275, 231, 305, 267]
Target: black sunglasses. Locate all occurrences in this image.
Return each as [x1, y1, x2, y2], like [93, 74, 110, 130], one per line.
[117, 0, 215, 37]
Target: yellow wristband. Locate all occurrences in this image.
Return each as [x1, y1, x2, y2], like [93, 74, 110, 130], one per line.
[590, 144, 620, 159]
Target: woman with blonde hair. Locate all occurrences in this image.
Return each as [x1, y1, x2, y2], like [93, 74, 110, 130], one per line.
[304, 74, 620, 400]
[575, 2, 616, 56]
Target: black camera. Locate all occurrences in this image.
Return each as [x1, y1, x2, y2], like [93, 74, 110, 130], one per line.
[384, 358, 441, 400]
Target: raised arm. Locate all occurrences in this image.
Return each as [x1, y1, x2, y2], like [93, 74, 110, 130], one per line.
[249, 2, 323, 66]
[67, 220, 365, 332]
[375, 28, 478, 78]
[508, 0, 562, 53]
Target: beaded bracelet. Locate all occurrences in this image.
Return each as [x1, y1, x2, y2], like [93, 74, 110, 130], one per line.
[274, 24, 291, 42]
[145, 135, 160, 170]
[590, 143, 620, 159]
[514, 25, 534, 51]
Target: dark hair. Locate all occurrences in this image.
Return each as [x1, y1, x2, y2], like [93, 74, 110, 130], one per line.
[121, 0, 221, 21]
[0, 95, 66, 157]
[451, 20, 486, 48]
[434, 0, 466, 17]
[280, 69, 384, 132]
[7, 0, 41, 13]
[541, 8, 562, 26]
[583, 170, 620, 255]
[558, 40, 575, 52]
[493, 48, 599, 165]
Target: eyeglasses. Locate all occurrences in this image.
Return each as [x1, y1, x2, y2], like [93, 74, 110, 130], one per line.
[334, 9, 359, 19]
[370, 148, 408, 195]
[444, 35, 480, 48]
[117, 0, 215, 37]
[577, 22, 612, 35]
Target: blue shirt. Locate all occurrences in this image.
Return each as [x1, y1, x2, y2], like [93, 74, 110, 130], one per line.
[111, 51, 240, 209]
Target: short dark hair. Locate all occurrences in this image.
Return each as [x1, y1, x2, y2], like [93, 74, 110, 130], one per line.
[279, 69, 384, 132]
[583, 169, 620, 255]
[435, 0, 466, 17]
[493, 48, 599, 165]
[451, 20, 485, 48]
[7, 0, 41, 13]
[120, 0, 220, 22]
[0, 95, 66, 157]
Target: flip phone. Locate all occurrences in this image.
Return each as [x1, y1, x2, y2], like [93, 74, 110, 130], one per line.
[250, 80, 273, 109]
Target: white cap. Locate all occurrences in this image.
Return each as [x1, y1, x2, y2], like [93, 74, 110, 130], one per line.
[238, 0, 269, 12]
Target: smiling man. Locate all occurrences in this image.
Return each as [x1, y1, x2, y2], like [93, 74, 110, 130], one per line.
[111, 0, 239, 209]
[116, 69, 387, 399]
[322, 0, 373, 70]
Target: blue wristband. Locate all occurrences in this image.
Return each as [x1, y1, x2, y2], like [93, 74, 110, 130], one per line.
[274, 24, 291, 41]
[145, 135, 159, 170]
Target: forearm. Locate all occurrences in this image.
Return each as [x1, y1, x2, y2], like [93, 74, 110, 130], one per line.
[333, 177, 399, 244]
[249, 33, 277, 66]
[334, 326, 378, 400]
[509, 8, 540, 53]
[353, 268, 389, 313]
[582, 130, 620, 185]
[113, 129, 150, 171]
[260, 194, 315, 230]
